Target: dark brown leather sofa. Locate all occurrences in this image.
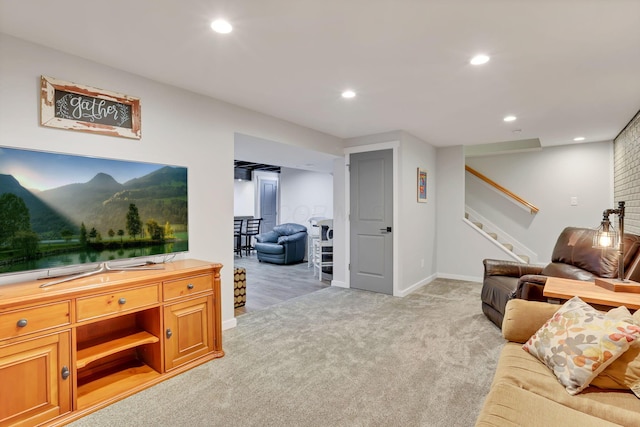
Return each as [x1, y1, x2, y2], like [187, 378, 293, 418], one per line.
[481, 227, 640, 328]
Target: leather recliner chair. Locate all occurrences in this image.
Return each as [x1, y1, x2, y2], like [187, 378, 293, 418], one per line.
[481, 227, 640, 328]
[254, 223, 308, 265]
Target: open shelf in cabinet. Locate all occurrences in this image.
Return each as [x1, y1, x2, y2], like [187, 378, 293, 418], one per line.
[77, 330, 159, 368]
[77, 358, 161, 410]
[75, 308, 162, 408]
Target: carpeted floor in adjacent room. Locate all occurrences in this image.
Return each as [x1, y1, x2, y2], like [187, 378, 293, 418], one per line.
[69, 278, 504, 427]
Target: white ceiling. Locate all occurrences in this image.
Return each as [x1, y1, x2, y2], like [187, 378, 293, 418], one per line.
[1, 0, 639, 155]
[235, 133, 339, 173]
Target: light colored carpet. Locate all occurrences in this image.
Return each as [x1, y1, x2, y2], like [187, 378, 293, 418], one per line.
[69, 279, 504, 427]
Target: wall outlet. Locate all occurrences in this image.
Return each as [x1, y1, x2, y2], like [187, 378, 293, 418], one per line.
[420, 259, 424, 268]
[570, 196, 578, 206]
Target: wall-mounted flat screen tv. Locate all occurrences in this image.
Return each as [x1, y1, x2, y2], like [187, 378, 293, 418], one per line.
[0, 146, 188, 285]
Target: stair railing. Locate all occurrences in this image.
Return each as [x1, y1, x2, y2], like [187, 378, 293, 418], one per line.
[465, 165, 539, 214]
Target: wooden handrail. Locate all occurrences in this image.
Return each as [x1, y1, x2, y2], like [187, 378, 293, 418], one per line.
[465, 165, 539, 214]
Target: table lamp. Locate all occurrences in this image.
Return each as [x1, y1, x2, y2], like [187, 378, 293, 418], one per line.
[593, 201, 640, 292]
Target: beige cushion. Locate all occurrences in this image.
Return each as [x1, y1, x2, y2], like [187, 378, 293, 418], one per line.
[502, 299, 559, 343]
[478, 344, 640, 426]
[591, 309, 640, 393]
[522, 296, 640, 395]
[476, 382, 621, 427]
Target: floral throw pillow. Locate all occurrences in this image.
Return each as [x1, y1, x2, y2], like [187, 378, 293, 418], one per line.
[523, 296, 640, 395]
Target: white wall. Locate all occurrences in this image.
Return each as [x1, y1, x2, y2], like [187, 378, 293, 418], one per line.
[233, 180, 254, 216]
[279, 167, 333, 225]
[437, 142, 614, 281]
[0, 33, 343, 329]
[466, 141, 613, 262]
[436, 146, 508, 281]
[233, 168, 333, 228]
[0, 33, 620, 314]
[397, 132, 437, 294]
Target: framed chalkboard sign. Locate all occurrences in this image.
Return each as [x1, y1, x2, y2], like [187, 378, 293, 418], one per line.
[40, 75, 141, 139]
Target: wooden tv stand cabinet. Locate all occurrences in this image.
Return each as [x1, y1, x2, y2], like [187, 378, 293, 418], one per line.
[0, 259, 224, 426]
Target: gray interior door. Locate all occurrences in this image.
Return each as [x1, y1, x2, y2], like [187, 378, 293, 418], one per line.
[260, 178, 278, 233]
[349, 149, 393, 295]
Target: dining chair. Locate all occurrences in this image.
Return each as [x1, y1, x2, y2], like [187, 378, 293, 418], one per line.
[242, 218, 263, 256]
[234, 219, 244, 257]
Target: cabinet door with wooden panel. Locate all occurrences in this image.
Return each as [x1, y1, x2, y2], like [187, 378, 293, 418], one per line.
[163, 295, 214, 370]
[0, 331, 72, 427]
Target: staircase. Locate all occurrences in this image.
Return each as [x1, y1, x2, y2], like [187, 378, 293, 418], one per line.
[465, 207, 536, 264]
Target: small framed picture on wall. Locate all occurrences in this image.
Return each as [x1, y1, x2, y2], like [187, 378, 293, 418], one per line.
[417, 168, 427, 203]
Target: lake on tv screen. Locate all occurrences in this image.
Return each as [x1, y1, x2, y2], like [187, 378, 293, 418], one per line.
[1, 239, 189, 275]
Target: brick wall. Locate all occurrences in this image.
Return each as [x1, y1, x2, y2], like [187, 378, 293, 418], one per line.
[614, 110, 640, 234]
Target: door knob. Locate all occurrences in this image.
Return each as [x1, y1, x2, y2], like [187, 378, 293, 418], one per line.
[380, 226, 392, 233]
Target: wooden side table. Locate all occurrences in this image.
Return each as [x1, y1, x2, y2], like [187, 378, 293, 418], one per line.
[543, 277, 640, 310]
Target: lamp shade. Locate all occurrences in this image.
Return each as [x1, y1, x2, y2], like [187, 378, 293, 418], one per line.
[593, 201, 626, 285]
[593, 219, 619, 250]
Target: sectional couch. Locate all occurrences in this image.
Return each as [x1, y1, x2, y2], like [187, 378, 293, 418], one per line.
[476, 299, 640, 426]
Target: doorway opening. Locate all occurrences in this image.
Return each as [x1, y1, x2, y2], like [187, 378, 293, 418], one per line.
[234, 133, 340, 316]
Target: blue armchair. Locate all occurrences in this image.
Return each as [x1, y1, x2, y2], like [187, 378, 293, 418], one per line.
[254, 223, 308, 265]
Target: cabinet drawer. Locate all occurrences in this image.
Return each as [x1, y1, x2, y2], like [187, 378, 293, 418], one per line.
[163, 274, 213, 301]
[76, 285, 160, 322]
[0, 301, 71, 341]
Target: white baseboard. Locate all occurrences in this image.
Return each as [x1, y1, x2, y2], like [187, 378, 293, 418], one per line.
[331, 280, 348, 288]
[437, 272, 483, 283]
[331, 273, 481, 298]
[223, 318, 237, 330]
[396, 273, 438, 297]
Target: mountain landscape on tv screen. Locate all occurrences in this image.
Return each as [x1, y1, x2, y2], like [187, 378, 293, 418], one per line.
[0, 173, 77, 237]
[0, 147, 189, 275]
[0, 166, 187, 240]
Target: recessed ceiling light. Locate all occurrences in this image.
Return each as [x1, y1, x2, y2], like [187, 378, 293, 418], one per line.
[573, 136, 585, 141]
[211, 19, 232, 34]
[341, 90, 356, 99]
[503, 115, 517, 122]
[470, 54, 490, 65]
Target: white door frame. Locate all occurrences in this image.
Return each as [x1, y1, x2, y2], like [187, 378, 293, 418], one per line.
[343, 141, 400, 296]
